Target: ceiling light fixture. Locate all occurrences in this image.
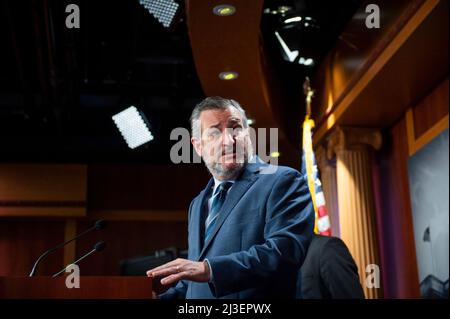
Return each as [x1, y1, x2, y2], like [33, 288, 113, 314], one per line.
[213, 4, 236, 16]
[283, 16, 302, 24]
[219, 71, 239, 80]
[299, 57, 314, 66]
[112, 106, 154, 149]
[138, 0, 181, 29]
[274, 31, 298, 62]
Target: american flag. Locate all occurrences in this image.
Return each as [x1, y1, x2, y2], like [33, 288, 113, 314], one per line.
[301, 116, 332, 236]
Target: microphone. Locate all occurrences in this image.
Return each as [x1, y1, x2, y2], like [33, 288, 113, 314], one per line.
[52, 241, 106, 278]
[29, 219, 107, 277]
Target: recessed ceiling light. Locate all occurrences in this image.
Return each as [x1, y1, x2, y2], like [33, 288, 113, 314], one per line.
[219, 71, 239, 80]
[213, 4, 236, 16]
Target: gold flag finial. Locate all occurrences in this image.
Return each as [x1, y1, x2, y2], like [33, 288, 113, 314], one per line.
[303, 77, 314, 117]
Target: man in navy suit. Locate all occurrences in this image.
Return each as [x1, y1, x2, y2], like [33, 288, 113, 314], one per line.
[147, 96, 314, 298]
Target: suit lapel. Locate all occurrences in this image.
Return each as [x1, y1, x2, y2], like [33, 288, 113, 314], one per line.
[198, 162, 261, 260]
[191, 178, 214, 259]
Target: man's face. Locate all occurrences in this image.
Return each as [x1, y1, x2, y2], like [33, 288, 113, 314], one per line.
[192, 107, 251, 180]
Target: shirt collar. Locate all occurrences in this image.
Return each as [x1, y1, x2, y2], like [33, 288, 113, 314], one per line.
[212, 177, 235, 195]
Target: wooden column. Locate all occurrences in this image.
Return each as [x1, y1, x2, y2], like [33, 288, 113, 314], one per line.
[327, 126, 383, 299]
[316, 146, 340, 236]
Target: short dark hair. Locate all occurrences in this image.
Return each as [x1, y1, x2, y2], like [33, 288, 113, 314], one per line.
[190, 96, 248, 138]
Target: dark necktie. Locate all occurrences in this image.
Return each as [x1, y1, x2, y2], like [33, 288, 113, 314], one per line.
[204, 181, 233, 243]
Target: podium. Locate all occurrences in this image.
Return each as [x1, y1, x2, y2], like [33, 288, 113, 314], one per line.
[0, 277, 153, 299]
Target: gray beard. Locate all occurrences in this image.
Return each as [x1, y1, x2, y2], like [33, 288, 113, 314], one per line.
[204, 144, 253, 180]
[205, 160, 246, 180]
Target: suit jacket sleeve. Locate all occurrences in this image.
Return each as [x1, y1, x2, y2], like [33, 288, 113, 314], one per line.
[158, 200, 196, 300]
[207, 169, 315, 297]
[320, 237, 365, 299]
[158, 280, 188, 299]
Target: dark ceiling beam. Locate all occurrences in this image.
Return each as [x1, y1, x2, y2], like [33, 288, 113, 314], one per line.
[43, 0, 65, 136]
[31, 0, 50, 104]
[2, 1, 27, 94]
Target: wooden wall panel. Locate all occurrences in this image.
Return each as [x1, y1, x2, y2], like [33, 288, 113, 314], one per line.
[413, 77, 449, 138]
[373, 76, 448, 298]
[88, 164, 210, 211]
[74, 220, 188, 275]
[0, 219, 189, 277]
[312, 0, 448, 145]
[373, 118, 420, 298]
[0, 164, 86, 217]
[311, 0, 424, 125]
[0, 164, 86, 201]
[0, 219, 65, 276]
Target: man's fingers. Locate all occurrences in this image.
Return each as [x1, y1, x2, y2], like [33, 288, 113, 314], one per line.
[147, 261, 176, 274]
[147, 266, 167, 277]
[146, 259, 184, 276]
[160, 272, 185, 286]
[148, 260, 209, 284]
[150, 265, 182, 278]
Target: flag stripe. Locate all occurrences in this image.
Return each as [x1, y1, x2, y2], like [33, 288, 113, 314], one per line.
[302, 116, 332, 236]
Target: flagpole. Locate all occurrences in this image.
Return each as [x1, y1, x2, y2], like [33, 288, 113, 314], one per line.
[302, 76, 332, 236]
[302, 77, 318, 233]
[303, 77, 314, 118]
